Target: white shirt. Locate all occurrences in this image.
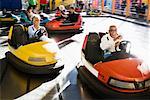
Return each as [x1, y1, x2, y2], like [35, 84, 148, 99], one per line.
[28, 25, 54, 42]
[100, 34, 121, 52]
[28, 25, 45, 38]
[28, 25, 52, 41]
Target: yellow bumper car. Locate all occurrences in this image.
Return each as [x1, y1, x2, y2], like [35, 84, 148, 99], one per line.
[6, 24, 64, 74]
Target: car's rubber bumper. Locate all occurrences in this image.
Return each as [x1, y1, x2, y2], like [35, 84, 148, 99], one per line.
[6, 51, 64, 75]
[78, 66, 150, 98]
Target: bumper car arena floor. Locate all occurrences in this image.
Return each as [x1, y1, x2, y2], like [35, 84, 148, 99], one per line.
[0, 16, 150, 99]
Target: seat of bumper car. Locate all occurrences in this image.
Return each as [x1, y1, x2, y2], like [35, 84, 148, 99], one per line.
[84, 32, 104, 64]
[8, 24, 41, 49]
[60, 14, 81, 26]
[8, 24, 28, 49]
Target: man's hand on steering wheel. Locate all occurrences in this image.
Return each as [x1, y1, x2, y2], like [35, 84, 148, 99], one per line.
[115, 40, 121, 51]
[114, 35, 122, 41]
[40, 28, 48, 36]
[34, 28, 47, 39]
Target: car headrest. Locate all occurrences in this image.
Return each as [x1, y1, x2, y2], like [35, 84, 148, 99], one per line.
[88, 32, 100, 44]
[12, 24, 25, 35]
[10, 24, 28, 48]
[84, 32, 104, 63]
[89, 32, 99, 39]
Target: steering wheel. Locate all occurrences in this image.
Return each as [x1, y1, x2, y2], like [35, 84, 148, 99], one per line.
[34, 28, 47, 39]
[119, 41, 131, 53]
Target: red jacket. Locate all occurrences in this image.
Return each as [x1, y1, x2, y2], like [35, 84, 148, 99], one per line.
[40, 0, 48, 5]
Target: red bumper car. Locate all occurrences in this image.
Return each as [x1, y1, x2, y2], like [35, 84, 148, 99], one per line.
[77, 32, 150, 98]
[45, 14, 83, 34]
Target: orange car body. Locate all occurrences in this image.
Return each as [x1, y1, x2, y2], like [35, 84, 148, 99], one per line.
[45, 15, 82, 31]
[94, 58, 150, 93]
[79, 33, 150, 97]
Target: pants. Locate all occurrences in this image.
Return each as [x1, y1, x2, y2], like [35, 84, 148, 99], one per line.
[103, 51, 111, 59]
[40, 4, 47, 11]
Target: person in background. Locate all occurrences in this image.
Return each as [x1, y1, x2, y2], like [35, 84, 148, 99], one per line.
[100, 25, 123, 58]
[32, 4, 50, 23]
[26, 6, 36, 21]
[141, 3, 147, 14]
[59, 5, 66, 12]
[40, 0, 49, 12]
[78, 0, 84, 10]
[135, 3, 140, 18]
[33, 5, 40, 14]
[55, 5, 66, 18]
[121, 0, 126, 15]
[62, 6, 79, 23]
[28, 0, 37, 9]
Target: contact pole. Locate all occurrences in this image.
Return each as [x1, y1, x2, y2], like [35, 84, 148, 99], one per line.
[147, 0, 150, 22]
[126, 0, 130, 17]
[112, 0, 116, 14]
[101, 0, 104, 11]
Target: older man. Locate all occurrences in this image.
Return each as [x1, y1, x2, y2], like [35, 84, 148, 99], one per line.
[100, 25, 123, 57]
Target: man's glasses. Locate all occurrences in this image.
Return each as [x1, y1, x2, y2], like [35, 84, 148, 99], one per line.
[109, 29, 117, 32]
